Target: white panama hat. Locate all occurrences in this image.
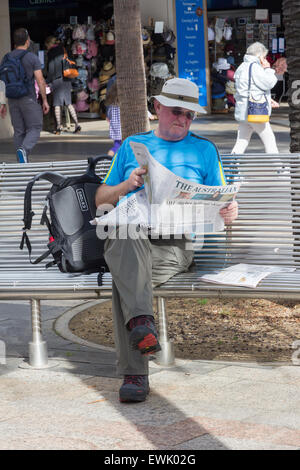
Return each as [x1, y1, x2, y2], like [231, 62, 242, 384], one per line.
[213, 57, 230, 71]
[152, 78, 206, 114]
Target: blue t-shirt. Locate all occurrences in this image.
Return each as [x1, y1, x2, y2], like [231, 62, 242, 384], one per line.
[104, 130, 226, 199]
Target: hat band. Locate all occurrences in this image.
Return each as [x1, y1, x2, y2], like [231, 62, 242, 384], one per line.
[160, 91, 198, 104]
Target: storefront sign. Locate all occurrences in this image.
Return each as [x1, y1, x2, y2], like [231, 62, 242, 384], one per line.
[10, 0, 78, 10]
[175, 0, 208, 107]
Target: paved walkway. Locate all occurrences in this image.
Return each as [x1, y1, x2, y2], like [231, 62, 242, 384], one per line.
[0, 105, 299, 451]
[0, 299, 299, 451]
[0, 104, 291, 163]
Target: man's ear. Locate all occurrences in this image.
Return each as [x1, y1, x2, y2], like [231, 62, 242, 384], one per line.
[153, 99, 160, 115]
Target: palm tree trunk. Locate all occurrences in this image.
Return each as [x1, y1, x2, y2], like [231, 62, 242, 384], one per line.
[282, 0, 300, 152]
[113, 0, 150, 140]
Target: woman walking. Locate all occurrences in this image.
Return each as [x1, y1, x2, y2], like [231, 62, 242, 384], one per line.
[45, 36, 81, 134]
[231, 42, 279, 154]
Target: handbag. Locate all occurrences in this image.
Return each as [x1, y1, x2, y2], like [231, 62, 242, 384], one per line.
[62, 51, 79, 79]
[247, 63, 269, 123]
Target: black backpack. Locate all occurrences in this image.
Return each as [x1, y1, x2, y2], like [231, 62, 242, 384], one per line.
[20, 155, 112, 285]
[0, 50, 30, 99]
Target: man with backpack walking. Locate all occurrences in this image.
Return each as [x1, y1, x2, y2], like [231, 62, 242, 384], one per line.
[0, 28, 49, 163]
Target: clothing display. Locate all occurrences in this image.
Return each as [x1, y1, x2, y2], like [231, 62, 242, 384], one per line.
[43, 18, 177, 119]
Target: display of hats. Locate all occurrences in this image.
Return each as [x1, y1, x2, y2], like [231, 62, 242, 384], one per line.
[54, 25, 65, 42]
[71, 78, 84, 91]
[208, 26, 215, 41]
[86, 40, 98, 59]
[98, 30, 106, 46]
[71, 40, 87, 55]
[227, 55, 235, 66]
[76, 55, 84, 67]
[99, 73, 110, 85]
[86, 25, 95, 41]
[142, 28, 151, 45]
[213, 58, 231, 71]
[72, 24, 86, 40]
[223, 26, 232, 41]
[102, 61, 116, 75]
[99, 87, 107, 101]
[76, 41, 87, 55]
[90, 57, 98, 73]
[88, 77, 100, 92]
[106, 30, 115, 45]
[89, 90, 99, 101]
[77, 90, 89, 101]
[153, 46, 168, 62]
[224, 42, 235, 54]
[75, 99, 89, 112]
[49, 18, 179, 119]
[89, 100, 100, 113]
[150, 62, 171, 79]
[152, 33, 164, 45]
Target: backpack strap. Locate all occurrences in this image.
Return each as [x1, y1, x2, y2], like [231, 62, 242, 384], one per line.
[20, 171, 67, 264]
[86, 155, 113, 178]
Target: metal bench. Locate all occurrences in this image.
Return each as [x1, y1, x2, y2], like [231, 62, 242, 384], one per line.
[1, 154, 300, 368]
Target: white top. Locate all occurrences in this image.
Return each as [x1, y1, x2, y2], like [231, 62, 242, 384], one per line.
[234, 55, 277, 122]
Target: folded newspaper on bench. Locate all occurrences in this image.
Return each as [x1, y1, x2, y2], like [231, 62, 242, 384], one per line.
[92, 142, 240, 235]
[199, 264, 296, 288]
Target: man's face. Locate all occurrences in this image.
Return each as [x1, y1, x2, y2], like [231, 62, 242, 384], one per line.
[154, 101, 194, 141]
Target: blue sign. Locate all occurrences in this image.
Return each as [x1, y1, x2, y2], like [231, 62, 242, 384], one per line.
[175, 0, 208, 107]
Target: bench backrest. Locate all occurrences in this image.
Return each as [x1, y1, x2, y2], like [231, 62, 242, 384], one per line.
[0, 154, 299, 276]
[197, 153, 300, 271]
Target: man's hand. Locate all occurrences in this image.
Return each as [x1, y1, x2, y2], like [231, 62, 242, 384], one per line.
[219, 200, 238, 225]
[127, 167, 147, 192]
[0, 104, 7, 119]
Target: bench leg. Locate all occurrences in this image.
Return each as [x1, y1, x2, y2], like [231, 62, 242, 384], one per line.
[28, 299, 49, 368]
[155, 297, 175, 366]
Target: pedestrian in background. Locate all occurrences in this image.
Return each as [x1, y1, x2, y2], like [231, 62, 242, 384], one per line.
[0, 80, 6, 119]
[0, 28, 49, 163]
[231, 42, 279, 154]
[44, 36, 81, 135]
[105, 75, 122, 156]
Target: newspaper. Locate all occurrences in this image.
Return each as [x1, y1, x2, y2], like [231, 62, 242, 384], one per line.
[92, 142, 239, 235]
[199, 264, 296, 288]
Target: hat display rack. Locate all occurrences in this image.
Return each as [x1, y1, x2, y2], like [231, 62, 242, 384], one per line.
[142, 19, 177, 114]
[51, 17, 177, 118]
[207, 17, 238, 71]
[53, 19, 116, 118]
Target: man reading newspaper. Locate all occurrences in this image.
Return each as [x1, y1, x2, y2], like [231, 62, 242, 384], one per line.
[95, 78, 238, 403]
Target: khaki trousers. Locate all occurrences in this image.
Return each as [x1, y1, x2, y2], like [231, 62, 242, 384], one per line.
[104, 230, 193, 376]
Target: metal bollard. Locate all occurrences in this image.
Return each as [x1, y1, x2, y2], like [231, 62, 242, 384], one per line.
[19, 299, 58, 369]
[155, 296, 175, 366]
